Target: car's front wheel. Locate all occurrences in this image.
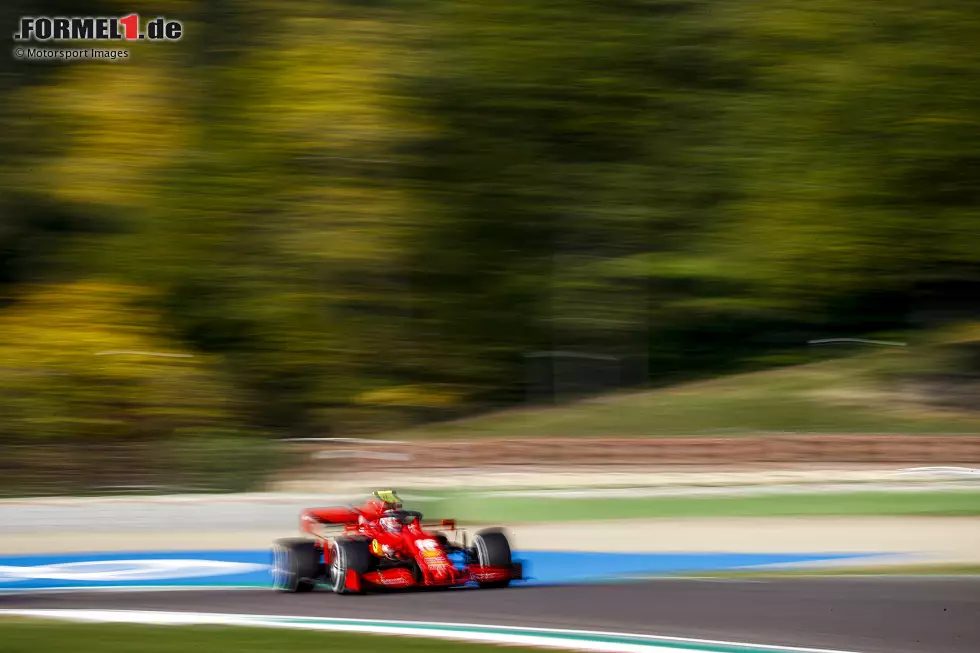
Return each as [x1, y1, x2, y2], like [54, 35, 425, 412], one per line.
[472, 529, 513, 589]
[271, 538, 321, 593]
[328, 538, 373, 594]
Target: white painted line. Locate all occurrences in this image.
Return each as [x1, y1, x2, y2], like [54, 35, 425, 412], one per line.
[0, 559, 267, 583]
[0, 609, 869, 653]
[0, 585, 267, 595]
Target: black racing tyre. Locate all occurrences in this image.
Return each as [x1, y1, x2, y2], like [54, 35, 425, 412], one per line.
[472, 528, 513, 589]
[329, 538, 374, 595]
[271, 538, 321, 593]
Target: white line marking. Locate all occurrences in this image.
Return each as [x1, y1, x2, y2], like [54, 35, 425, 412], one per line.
[0, 559, 267, 583]
[0, 609, 869, 653]
[0, 585, 267, 595]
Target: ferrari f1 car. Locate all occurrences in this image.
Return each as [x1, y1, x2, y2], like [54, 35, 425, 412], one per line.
[271, 490, 523, 594]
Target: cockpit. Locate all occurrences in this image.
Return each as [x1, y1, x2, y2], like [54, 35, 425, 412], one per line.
[379, 509, 423, 533]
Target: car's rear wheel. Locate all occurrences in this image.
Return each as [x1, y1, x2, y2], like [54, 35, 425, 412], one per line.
[472, 529, 512, 589]
[329, 538, 373, 594]
[271, 538, 320, 593]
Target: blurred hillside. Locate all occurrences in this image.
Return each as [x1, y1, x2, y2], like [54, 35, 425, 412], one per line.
[1, 0, 979, 445]
[381, 350, 980, 440]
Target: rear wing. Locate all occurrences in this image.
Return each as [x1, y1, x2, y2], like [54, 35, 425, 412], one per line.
[344, 516, 457, 532]
[302, 518, 459, 542]
[300, 507, 359, 525]
[300, 505, 458, 537]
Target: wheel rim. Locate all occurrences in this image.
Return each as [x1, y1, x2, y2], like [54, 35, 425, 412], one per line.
[474, 536, 489, 566]
[329, 544, 344, 590]
[271, 544, 295, 590]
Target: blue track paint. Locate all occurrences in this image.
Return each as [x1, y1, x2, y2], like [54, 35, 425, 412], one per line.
[0, 550, 273, 590]
[0, 549, 890, 591]
[515, 551, 886, 584]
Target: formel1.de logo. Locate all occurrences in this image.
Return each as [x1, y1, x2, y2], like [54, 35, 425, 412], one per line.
[14, 15, 183, 42]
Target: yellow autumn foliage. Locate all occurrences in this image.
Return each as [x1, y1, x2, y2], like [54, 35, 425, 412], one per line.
[354, 384, 467, 408]
[0, 282, 238, 440]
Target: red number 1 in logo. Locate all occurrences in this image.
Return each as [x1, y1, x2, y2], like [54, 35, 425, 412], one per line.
[120, 14, 139, 40]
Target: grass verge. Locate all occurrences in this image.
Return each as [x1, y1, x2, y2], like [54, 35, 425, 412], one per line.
[666, 564, 980, 578]
[413, 490, 980, 522]
[384, 355, 980, 439]
[0, 621, 541, 653]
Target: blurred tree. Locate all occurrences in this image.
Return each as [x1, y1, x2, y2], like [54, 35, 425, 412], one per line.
[0, 282, 240, 441]
[0, 0, 978, 440]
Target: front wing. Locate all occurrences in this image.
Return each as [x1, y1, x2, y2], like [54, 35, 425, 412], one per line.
[342, 562, 524, 592]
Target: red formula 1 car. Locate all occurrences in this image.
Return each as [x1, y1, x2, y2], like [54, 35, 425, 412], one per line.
[271, 490, 523, 594]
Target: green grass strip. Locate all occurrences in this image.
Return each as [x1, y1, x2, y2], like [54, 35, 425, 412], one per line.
[413, 490, 980, 523]
[0, 620, 539, 653]
[0, 616, 850, 653]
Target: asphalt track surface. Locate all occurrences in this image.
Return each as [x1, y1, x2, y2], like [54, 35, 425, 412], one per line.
[3, 578, 979, 653]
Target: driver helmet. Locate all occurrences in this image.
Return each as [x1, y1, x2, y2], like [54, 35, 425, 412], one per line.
[380, 514, 403, 533]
